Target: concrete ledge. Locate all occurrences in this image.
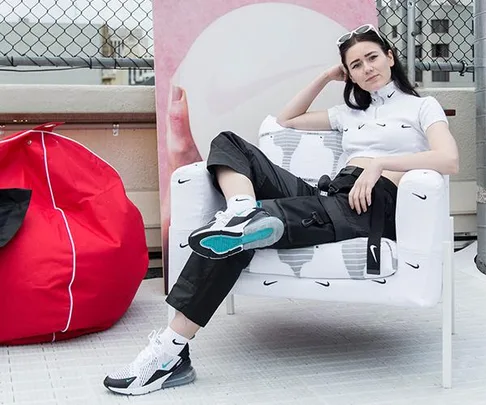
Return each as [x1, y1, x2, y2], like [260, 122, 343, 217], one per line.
[0, 84, 155, 114]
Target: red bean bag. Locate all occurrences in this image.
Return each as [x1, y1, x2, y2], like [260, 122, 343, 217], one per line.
[0, 123, 148, 345]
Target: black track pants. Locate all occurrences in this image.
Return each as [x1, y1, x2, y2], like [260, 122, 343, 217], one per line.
[166, 131, 396, 327]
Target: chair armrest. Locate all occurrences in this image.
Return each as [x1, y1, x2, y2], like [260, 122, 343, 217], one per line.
[396, 170, 449, 255]
[170, 161, 225, 229]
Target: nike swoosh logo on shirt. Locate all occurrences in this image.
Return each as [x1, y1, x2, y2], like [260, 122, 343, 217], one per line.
[376, 123, 386, 127]
[387, 91, 395, 98]
[401, 124, 412, 128]
[358, 124, 365, 129]
[412, 193, 427, 200]
[263, 280, 278, 286]
[178, 179, 191, 184]
[372, 279, 387, 284]
[406, 262, 420, 269]
[172, 339, 186, 345]
[179, 243, 189, 248]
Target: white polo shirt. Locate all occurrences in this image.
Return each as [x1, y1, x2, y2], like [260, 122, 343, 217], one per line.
[327, 81, 448, 164]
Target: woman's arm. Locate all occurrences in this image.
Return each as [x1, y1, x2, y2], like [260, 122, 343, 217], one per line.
[374, 121, 459, 175]
[348, 121, 459, 214]
[276, 65, 346, 131]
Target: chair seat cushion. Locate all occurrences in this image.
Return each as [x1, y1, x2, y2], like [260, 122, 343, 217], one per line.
[246, 237, 397, 280]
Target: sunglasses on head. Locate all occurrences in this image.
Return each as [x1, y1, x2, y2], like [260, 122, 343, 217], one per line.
[336, 24, 383, 47]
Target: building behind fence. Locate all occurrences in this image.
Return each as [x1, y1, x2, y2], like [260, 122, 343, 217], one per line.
[0, 0, 476, 87]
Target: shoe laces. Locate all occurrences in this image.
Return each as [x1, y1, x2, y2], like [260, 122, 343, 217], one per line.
[132, 329, 166, 368]
[213, 209, 236, 226]
[214, 207, 256, 225]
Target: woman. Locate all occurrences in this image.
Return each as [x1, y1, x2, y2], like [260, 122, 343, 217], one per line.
[103, 24, 459, 395]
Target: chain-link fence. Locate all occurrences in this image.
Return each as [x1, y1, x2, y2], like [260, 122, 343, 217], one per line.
[0, 0, 476, 86]
[0, 0, 153, 82]
[378, 0, 475, 86]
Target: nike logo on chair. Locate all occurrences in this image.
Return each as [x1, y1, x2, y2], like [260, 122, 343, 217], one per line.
[263, 280, 278, 286]
[178, 179, 191, 184]
[412, 193, 427, 200]
[315, 281, 330, 287]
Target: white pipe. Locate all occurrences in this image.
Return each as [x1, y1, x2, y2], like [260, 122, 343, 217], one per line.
[442, 233, 453, 389]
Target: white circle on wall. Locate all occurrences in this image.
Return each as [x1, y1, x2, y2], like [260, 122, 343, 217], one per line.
[173, 3, 348, 159]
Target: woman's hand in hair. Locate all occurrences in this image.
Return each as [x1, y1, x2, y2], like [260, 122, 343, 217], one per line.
[326, 64, 348, 82]
[348, 161, 383, 214]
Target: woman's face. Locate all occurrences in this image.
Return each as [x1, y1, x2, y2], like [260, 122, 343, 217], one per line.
[344, 41, 394, 92]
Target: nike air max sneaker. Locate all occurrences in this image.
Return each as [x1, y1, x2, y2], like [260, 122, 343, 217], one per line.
[188, 207, 284, 259]
[103, 330, 196, 395]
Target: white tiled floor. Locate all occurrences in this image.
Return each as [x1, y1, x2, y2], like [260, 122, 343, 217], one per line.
[1, 243, 486, 405]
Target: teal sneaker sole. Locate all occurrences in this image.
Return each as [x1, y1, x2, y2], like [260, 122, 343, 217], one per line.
[191, 216, 284, 259]
[200, 228, 274, 254]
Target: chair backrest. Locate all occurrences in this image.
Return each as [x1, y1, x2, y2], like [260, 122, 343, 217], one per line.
[258, 115, 347, 185]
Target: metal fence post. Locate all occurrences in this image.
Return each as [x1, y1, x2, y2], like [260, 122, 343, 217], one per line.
[475, 0, 486, 275]
[407, 0, 416, 84]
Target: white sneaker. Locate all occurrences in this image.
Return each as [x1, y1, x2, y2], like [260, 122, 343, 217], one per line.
[103, 330, 196, 395]
[188, 207, 284, 259]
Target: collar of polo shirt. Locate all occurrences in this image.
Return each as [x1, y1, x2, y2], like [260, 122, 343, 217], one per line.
[370, 80, 398, 105]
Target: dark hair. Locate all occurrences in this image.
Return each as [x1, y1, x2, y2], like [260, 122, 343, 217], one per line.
[339, 30, 419, 110]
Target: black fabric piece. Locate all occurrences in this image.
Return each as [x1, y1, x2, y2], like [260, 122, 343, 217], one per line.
[367, 181, 385, 274]
[0, 188, 32, 248]
[317, 174, 332, 192]
[321, 166, 363, 194]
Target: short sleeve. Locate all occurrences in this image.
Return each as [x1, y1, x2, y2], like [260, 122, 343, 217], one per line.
[419, 97, 448, 133]
[327, 104, 348, 132]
